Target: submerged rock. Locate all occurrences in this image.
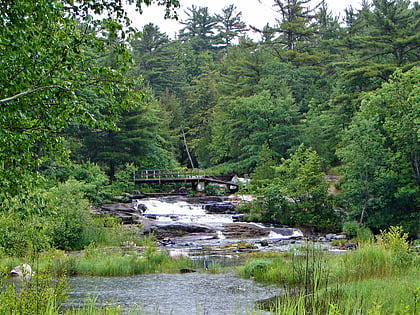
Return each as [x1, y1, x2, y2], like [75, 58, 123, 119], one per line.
[221, 223, 270, 239]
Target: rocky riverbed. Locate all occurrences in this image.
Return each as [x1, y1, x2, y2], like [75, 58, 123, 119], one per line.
[95, 195, 349, 257]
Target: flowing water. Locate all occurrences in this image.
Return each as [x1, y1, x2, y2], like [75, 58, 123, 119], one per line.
[138, 196, 304, 255]
[67, 273, 283, 314]
[67, 196, 301, 314]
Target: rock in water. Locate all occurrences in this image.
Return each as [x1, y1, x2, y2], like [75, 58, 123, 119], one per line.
[10, 264, 33, 281]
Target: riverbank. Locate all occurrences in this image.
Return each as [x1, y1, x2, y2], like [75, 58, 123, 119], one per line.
[1, 228, 418, 314]
[240, 228, 420, 314]
[1, 193, 418, 315]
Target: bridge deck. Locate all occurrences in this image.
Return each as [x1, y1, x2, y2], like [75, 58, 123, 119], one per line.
[133, 169, 239, 191]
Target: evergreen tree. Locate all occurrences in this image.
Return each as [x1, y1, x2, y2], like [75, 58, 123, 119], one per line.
[219, 40, 269, 98]
[215, 4, 248, 48]
[273, 0, 315, 50]
[73, 97, 178, 178]
[252, 143, 276, 181]
[179, 5, 218, 52]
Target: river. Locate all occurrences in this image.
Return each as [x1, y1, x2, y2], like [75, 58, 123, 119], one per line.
[67, 273, 283, 314]
[67, 196, 303, 314]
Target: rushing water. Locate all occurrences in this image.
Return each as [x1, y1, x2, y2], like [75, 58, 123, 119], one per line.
[67, 273, 283, 314]
[67, 197, 298, 314]
[139, 197, 303, 236]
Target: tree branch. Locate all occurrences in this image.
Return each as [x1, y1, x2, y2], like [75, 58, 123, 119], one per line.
[0, 86, 68, 103]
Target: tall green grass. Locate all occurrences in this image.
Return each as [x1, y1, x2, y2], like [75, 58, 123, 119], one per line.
[261, 273, 419, 315]
[30, 247, 193, 277]
[241, 227, 419, 314]
[0, 272, 68, 315]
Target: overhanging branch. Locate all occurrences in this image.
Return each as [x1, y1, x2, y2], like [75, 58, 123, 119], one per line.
[0, 85, 68, 103]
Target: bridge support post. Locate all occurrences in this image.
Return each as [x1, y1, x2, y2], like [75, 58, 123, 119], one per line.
[191, 181, 206, 191]
[196, 181, 206, 191]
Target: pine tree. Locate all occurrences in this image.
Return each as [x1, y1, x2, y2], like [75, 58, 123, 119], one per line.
[215, 4, 248, 48]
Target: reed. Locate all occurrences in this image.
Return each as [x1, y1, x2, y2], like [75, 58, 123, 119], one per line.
[243, 234, 419, 315]
[261, 272, 419, 314]
[0, 271, 68, 315]
[62, 296, 125, 315]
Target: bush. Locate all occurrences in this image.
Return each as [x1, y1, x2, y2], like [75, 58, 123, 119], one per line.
[376, 226, 410, 267]
[342, 221, 359, 238]
[0, 271, 68, 314]
[240, 259, 272, 279]
[42, 180, 92, 250]
[0, 213, 51, 257]
[69, 162, 111, 203]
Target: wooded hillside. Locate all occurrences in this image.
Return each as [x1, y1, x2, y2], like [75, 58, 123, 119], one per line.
[1, 0, 419, 235]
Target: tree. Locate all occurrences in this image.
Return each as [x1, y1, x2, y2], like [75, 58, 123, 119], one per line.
[339, 0, 419, 93]
[178, 5, 218, 52]
[215, 4, 248, 48]
[180, 67, 220, 168]
[219, 40, 269, 98]
[130, 23, 186, 97]
[210, 90, 299, 173]
[75, 100, 178, 178]
[252, 143, 276, 181]
[337, 67, 419, 235]
[246, 145, 340, 231]
[0, 0, 179, 200]
[267, 0, 319, 65]
[273, 0, 315, 50]
[312, 0, 343, 55]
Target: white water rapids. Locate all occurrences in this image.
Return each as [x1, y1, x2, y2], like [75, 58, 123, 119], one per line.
[136, 197, 303, 243]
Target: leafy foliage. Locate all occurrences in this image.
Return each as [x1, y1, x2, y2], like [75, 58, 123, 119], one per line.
[0, 0, 179, 201]
[1, 0, 419, 252]
[337, 67, 419, 235]
[244, 145, 340, 231]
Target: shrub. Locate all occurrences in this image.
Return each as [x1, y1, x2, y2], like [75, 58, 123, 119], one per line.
[240, 259, 272, 279]
[342, 221, 359, 238]
[69, 162, 111, 203]
[356, 226, 374, 244]
[0, 213, 51, 257]
[376, 226, 410, 267]
[43, 180, 92, 250]
[0, 271, 68, 314]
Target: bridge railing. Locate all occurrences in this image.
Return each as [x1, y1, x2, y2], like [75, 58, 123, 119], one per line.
[134, 168, 206, 181]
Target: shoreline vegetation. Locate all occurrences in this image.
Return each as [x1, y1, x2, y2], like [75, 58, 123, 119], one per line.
[1, 0, 419, 313]
[0, 226, 418, 314]
[0, 172, 417, 314]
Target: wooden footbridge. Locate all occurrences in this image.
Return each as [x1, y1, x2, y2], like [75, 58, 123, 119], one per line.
[133, 169, 239, 192]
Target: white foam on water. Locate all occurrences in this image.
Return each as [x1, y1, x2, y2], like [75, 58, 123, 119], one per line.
[216, 231, 226, 239]
[267, 229, 303, 239]
[141, 199, 206, 216]
[140, 198, 234, 224]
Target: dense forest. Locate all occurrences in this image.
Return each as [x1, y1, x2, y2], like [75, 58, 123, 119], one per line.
[0, 0, 419, 251]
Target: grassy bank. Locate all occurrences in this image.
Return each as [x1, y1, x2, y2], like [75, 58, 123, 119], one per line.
[0, 244, 193, 278]
[1, 227, 418, 314]
[0, 241, 194, 315]
[239, 227, 419, 314]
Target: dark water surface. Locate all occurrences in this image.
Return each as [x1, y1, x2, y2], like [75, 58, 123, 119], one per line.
[67, 272, 283, 314]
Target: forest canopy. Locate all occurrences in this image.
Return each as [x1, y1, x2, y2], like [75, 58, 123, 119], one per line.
[0, 0, 419, 235]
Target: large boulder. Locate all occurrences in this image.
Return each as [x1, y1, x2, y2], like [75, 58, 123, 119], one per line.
[96, 203, 142, 224]
[145, 222, 216, 238]
[10, 264, 33, 281]
[203, 203, 236, 213]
